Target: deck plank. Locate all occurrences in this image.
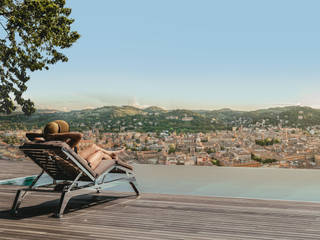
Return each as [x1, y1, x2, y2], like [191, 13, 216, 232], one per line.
[1, 159, 320, 239]
[1, 187, 320, 239]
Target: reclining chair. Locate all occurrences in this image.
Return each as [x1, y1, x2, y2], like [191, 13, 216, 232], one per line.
[11, 141, 139, 218]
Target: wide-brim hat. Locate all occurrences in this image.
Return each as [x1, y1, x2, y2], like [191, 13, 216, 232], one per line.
[54, 120, 70, 133]
[43, 120, 69, 138]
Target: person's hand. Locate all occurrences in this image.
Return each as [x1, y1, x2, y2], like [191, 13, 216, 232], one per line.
[109, 148, 126, 159]
[110, 153, 117, 159]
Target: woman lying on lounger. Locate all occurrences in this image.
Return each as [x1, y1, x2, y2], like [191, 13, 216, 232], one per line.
[26, 120, 124, 169]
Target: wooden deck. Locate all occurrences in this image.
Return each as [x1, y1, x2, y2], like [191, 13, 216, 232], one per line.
[1, 159, 320, 239]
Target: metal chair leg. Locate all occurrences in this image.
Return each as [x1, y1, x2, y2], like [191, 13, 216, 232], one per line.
[129, 180, 140, 196]
[11, 190, 28, 215]
[55, 191, 71, 218]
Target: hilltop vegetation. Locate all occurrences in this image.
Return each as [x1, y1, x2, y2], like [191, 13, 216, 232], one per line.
[1, 105, 320, 133]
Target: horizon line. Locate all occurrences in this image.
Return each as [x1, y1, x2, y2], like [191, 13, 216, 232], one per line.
[34, 103, 320, 113]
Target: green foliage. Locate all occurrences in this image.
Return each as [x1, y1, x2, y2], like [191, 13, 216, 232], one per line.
[2, 105, 320, 133]
[255, 138, 280, 146]
[251, 153, 261, 161]
[261, 158, 278, 164]
[0, 134, 21, 144]
[211, 159, 221, 166]
[0, 0, 80, 114]
[251, 153, 277, 164]
[206, 148, 215, 154]
[168, 144, 176, 154]
[141, 146, 148, 151]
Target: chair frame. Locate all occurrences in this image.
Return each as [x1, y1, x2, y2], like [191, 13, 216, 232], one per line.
[11, 146, 139, 218]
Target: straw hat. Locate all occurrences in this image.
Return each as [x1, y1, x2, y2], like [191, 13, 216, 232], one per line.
[54, 120, 70, 133]
[43, 120, 69, 139]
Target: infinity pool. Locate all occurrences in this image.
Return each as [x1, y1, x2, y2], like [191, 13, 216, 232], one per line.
[2, 164, 320, 202]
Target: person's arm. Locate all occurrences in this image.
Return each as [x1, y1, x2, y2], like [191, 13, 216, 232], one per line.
[46, 132, 83, 148]
[98, 147, 125, 159]
[26, 132, 44, 141]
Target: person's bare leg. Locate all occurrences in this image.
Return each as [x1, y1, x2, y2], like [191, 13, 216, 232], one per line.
[91, 144, 125, 157]
[79, 144, 124, 161]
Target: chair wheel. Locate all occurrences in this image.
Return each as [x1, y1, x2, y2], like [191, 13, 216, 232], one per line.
[10, 210, 18, 216]
[54, 213, 63, 218]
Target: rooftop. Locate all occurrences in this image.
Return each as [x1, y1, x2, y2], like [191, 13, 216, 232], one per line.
[1, 159, 320, 239]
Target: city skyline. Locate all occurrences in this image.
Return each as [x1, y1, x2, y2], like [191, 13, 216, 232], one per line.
[23, 0, 320, 111]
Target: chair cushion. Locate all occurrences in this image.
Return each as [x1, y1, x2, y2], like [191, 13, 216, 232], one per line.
[94, 159, 115, 176]
[116, 160, 133, 170]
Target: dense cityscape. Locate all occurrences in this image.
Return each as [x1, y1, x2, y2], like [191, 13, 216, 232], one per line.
[2, 123, 320, 169]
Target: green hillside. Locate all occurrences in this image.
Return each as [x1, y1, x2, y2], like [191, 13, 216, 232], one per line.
[1, 105, 320, 133]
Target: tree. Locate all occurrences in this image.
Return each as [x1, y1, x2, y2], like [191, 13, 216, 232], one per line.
[0, 0, 80, 115]
[168, 144, 176, 154]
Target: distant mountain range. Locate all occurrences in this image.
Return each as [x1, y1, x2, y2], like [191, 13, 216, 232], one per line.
[1, 105, 320, 132]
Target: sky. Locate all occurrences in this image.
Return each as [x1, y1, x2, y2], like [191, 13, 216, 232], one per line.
[25, 0, 320, 111]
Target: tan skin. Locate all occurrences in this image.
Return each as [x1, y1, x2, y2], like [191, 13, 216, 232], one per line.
[26, 132, 44, 141]
[26, 132, 125, 169]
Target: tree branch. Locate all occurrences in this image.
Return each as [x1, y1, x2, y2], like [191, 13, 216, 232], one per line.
[0, 21, 9, 36]
[0, 16, 9, 37]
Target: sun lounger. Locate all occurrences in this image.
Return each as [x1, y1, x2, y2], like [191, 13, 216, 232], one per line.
[11, 141, 139, 217]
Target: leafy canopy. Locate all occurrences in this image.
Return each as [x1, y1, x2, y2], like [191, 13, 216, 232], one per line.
[0, 0, 80, 115]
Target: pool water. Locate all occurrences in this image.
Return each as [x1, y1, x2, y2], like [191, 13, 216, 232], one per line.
[0, 172, 135, 192]
[0, 175, 36, 186]
[2, 164, 320, 202]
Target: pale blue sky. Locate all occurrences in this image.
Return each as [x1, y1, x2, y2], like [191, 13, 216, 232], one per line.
[25, 0, 320, 111]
